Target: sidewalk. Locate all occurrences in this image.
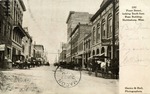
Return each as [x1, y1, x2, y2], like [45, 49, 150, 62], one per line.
[81, 69, 117, 79]
[0, 68, 13, 71]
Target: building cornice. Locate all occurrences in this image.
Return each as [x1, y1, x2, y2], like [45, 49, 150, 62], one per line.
[90, 0, 113, 22]
[66, 11, 75, 23]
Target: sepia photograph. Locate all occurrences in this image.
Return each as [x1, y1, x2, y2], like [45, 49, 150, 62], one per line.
[0, 0, 120, 94]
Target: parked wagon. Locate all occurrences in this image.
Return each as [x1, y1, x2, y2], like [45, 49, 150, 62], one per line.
[87, 55, 110, 78]
[12, 55, 26, 69]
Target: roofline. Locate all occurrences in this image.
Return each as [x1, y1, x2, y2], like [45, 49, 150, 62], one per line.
[70, 23, 92, 37]
[66, 11, 75, 23]
[18, 0, 26, 11]
[66, 11, 91, 23]
[90, 0, 113, 22]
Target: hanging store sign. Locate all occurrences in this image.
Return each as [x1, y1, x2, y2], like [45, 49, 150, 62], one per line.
[0, 44, 5, 51]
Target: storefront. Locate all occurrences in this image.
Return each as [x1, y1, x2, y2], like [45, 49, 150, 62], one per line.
[0, 44, 12, 68]
[0, 44, 5, 68]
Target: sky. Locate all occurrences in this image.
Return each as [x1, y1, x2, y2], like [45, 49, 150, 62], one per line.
[22, 0, 103, 63]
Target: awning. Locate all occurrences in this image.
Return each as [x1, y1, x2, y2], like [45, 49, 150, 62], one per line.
[13, 24, 26, 37]
[75, 56, 82, 59]
[93, 54, 109, 59]
[0, 44, 5, 51]
[88, 54, 109, 60]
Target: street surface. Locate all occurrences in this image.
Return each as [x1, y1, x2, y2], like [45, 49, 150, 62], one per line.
[0, 66, 118, 94]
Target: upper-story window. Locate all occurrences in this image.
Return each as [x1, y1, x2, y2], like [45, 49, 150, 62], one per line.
[96, 23, 100, 43]
[101, 19, 105, 39]
[115, 10, 119, 33]
[93, 27, 96, 44]
[8, 25, 11, 39]
[0, 20, 2, 34]
[107, 14, 112, 38]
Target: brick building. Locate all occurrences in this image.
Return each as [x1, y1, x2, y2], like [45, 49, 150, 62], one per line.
[90, 0, 119, 75]
[83, 32, 91, 68]
[59, 43, 67, 62]
[33, 45, 45, 64]
[22, 27, 32, 59]
[70, 23, 92, 68]
[66, 11, 92, 63]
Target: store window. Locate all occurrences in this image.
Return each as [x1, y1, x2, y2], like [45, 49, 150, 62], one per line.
[93, 27, 96, 44]
[101, 19, 105, 39]
[115, 10, 119, 33]
[7, 48, 11, 59]
[96, 23, 100, 43]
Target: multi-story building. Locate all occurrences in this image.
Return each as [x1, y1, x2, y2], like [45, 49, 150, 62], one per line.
[43, 51, 48, 64]
[59, 43, 67, 62]
[0, 0, 26, 68]
[22, 27, 32, 59]
[33, 45, 45, 64]
[70, 23, 92, 68]
[83, 32, 91, 68]
[0, 1, 12, 68]
[11, 0, 26, 56]
[90, 0, 119, 64]
[66, 11, 92, 63]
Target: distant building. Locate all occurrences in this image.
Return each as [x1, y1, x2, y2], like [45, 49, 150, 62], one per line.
[33, 45, 45, 64]
[22, 27, 32, 59]
[59, 43, 67, 62]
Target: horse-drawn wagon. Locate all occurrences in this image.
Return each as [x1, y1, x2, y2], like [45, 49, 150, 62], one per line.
[87, 55, 111, 78]
[12, 55, 26, 69]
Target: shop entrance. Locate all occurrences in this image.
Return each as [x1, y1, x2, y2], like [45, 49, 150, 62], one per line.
[0, 51, 4, 68]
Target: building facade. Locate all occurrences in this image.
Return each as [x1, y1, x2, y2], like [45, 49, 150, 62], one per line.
[11, 0, 26, 56]
[33, 45, 45, 64]
[70, 23, 92, 69]
[66, 11, 92, 63]
[22, 27, 32, 60]
[83, 33, 91, 69]
[0, 1, 12, 68]
[0, 0, 26, 68]
[90, 0, 119, 72]
[59, 43, 67, 62]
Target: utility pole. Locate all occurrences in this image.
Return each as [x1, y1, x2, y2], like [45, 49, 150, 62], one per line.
[58, 50, 60, 63]
[61, 42, 63, 62]
[112, 0, 116, 65]
[70, 28, 72, 63]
